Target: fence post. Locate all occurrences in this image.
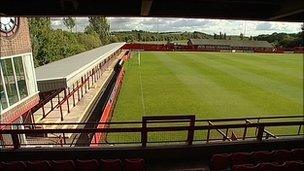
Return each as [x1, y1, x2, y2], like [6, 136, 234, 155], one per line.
[141, 119, 147, 148]
[42, 104, 45, 118]
[224, 128, 229, 141]
[11, 133, 20, 149]
[255, 118, 260, 135]
[256, 125, 265, 141]
[297, 125, 302, 135]
[187, 116, 195, 145]
[64, 89, 70, 113]
[206, 121, 212, 143]
[58, 93, 63, 121]
[81, 77, 84, 97]
[50, 99, 53, 109]
[72, 84, 75, 107]
[243, 120, 249, 140]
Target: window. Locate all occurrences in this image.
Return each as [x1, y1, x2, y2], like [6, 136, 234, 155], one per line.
[0, 55, 29, 111]
[0, 69, 8, 110]
[13, 57, 28, 99]
[1, 58, 19, 105]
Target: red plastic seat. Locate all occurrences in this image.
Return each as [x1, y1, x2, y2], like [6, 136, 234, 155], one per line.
[284, 161, 304, 171]
[26, 160, 52, 171]
[101, 159, 122, 171]
[259, 162, 285, 171]
[124, 158, 145, 171]
[232, 164, 258, 171]
[231, 152, 252, 165]
[52, 160, 75, 171]
[252, 151, 274, 163]
[273, 150, 293, 162]
[210, 153, 231, 171]
[292, 148, 304, 161]
[75, 159, 99, 171]
[0, 161, 26, 171]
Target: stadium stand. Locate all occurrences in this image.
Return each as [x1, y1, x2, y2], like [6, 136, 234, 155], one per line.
[0, 158, 145, 171]
[26, 160, 52, 171]
[75, 159, 99, 171]
[210, 148, 304, 171]
[187, 39, 274, 52]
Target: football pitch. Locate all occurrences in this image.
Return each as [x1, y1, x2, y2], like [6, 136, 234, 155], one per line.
[113, 52, 303, 121]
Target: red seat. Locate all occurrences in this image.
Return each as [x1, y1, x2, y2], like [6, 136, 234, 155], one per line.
[284, 161, 304, 171]
[52, 160, 75, 171]
[232, 164, 258, 171]
[26, 161, 52, 171]
[292, 148, 304, 161]
[210, 153, 231, 171]
[252, 151, 274, 163]
[75, 159, 99, 171]
[101, 159, 122, 171]
[259, 162, 285, 171]
[231, 152, 252, 165]
[124, 158, 145, 171]
[0, 161, 26, 171]
[273, 150, 293, 162]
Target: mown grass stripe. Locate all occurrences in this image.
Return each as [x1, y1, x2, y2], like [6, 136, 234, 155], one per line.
[179, 52, 302, 115]
[191, 53, 303, 104]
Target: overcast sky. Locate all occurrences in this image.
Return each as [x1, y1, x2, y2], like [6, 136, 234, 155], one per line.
[51, 17, 302, 36]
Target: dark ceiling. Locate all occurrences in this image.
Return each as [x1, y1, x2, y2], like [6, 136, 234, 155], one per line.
[1, 0, 303, 22]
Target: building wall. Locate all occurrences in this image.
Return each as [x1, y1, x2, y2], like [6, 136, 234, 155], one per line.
[0, 18, 32, 57]
[0, 17, 39, 124]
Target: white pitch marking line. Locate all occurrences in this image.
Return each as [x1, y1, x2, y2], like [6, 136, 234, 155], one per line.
[138, 52, 146, 115]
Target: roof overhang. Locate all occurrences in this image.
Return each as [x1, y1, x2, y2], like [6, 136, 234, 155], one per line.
[35, 42, 125, 92]
[0, 0, 303, 22]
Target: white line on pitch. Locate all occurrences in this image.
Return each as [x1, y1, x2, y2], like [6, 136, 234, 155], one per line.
[138, 53, 146, 115]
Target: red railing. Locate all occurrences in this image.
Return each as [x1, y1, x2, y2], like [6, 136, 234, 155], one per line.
[0, 115, 303, 149]
[21, 52, 124, 125]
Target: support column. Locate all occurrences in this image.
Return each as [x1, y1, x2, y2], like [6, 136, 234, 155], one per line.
[58, 93, 63, 121]
[81, 77, 84, 97]
[72, 84, 76, 106]
[87, 72, 92, 90]
[77, 81, 80, 101]
[50, 99, 53, 110]
[65, 88, 70, 113]
[42, 104, 45, 118]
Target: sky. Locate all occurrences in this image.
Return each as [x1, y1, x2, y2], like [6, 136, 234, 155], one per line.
[51, 17, 303, 36]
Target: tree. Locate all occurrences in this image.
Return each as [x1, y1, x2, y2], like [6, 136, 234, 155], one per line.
[62, 17, 75, 32]
[77, 32, 102, 50]
[301, 24, 304, 38]
[29, 17, 100, 67]
[223, 33, 227, 40]
[28, 17, 52, 66]
[240, 33, 244, 40]
[85, 17, 110, 45]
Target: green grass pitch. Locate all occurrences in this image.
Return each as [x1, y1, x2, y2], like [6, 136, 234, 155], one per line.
[107, 52, 303, 143]
[113, 52, 303, 121]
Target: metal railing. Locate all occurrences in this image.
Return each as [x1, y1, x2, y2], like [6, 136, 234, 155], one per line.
[0, 115, 303, 149]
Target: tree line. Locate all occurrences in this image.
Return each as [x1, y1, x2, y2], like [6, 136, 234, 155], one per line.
[29, 17, 303, 67]
[29, 17, 111, 67]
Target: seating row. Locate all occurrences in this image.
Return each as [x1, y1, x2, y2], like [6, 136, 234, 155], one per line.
[210, 148, 303, 171]
[233, 161, 304, 171]
[0, 158, 145, 171]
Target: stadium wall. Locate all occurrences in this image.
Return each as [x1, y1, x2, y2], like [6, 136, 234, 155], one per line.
[123, 43, 303, 53]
